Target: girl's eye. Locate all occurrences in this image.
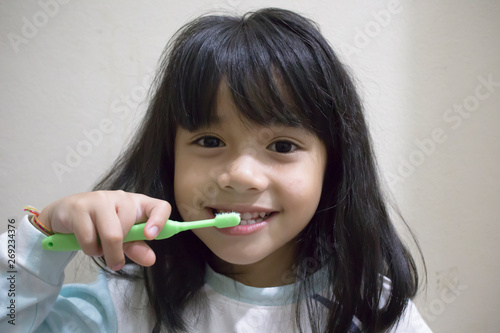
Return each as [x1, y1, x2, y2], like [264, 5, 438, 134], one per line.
[195, 136, 225, 148]
[267, 141, 297, 153]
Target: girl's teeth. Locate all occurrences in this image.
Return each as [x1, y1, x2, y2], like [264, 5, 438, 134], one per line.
[214, 210, 272, 225]
[238, 212, 270, 220]
[241, 212, 253, 220]
[239, 218, 264, 225]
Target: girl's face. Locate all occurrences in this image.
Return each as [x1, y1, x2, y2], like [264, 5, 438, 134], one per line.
[174, 84, 326, 286]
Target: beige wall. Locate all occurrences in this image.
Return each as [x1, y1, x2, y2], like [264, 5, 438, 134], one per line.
[1, 1, 499, 331]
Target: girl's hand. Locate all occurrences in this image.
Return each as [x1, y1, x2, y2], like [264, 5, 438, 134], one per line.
[37, 190, 171, 271]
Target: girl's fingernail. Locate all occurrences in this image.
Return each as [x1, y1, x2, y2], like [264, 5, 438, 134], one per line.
[150, 226, 159, 237]
[112, 263, 124, 271]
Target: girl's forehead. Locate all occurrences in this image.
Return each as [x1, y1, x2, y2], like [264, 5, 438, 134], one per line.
[214, 82, 244, 122]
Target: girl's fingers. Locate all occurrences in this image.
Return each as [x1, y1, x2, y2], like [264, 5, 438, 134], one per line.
[123, 241, 156, 267]
[93, 204, 131, 270]
[39, 191, 172, 270]
[134, 195, 172, 240]
[92, 192, 169, 270]
[104, 194, 169, 267]
[72, 212, 103, 257]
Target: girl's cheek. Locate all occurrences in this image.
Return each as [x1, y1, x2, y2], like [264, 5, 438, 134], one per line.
[281, 175, 311, 201]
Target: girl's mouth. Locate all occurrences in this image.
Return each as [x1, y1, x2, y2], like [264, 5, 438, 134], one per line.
[212, 208, 273, 225]
[210, 208, 276, 235]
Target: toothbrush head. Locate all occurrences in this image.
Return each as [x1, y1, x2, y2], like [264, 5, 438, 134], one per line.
[213, 212, 240, 228]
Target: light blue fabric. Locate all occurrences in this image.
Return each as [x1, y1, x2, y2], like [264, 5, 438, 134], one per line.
[34, 274, 118, 333]
[0, 215, 117, 333]
[205, 264, 328, 306]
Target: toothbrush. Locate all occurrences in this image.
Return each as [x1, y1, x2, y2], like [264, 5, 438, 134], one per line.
[41, 213, 240, 251]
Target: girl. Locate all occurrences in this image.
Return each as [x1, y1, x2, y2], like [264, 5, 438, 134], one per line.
[0, 7, 431, 333]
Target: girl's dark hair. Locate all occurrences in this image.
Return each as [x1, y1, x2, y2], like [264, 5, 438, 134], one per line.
[94, 7, 423, 333]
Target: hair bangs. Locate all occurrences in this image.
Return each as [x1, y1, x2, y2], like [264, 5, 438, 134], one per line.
[164, 16, 229, 131]
[169, 11, 331, 134]
[224, 11, 330, 133]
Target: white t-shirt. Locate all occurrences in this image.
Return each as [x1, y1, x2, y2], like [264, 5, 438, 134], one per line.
[108, 259, 432, 332]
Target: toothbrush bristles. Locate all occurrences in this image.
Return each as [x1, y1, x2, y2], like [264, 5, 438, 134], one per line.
[214, 212, 241, 227]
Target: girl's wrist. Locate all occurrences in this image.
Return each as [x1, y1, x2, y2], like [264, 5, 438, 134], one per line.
[24, 206, 54, 236]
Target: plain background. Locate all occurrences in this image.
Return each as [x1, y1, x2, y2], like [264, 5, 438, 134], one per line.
[1, 1, 499, 332]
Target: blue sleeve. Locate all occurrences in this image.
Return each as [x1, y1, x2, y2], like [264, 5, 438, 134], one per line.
[0, 215, 118, 333]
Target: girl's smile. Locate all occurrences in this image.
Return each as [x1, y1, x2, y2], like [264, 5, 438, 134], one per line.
[207, 206, 277, 235]
[174, 83, 327, 287]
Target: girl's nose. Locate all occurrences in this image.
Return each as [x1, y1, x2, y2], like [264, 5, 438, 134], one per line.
[216, 154, 269, 193]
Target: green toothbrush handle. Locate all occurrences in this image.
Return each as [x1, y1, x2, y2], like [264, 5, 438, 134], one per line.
[42, 233, 82, 251]
[41, 222, 171, 251]
[123, 223, 150, 242]
[41, 213, 239, 251]
[122, 222, 183, 242]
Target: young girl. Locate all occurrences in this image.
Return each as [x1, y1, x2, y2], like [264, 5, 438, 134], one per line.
[0, 7, 431, 333]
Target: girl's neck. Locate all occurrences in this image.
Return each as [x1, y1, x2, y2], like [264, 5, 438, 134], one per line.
[209, 243, 298, 288]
